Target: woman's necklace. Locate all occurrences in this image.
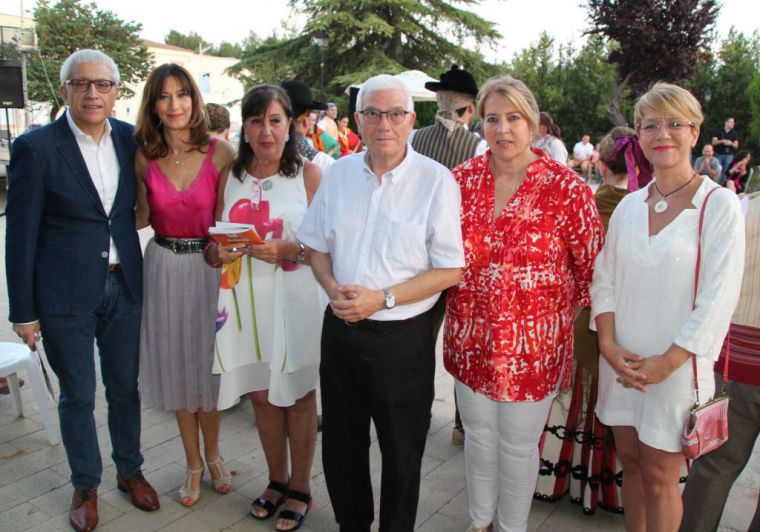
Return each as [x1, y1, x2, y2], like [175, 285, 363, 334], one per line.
[653, 172, 697, 213]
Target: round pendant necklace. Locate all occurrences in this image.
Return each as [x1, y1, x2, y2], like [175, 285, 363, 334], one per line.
[653, 172, 697, 213]
[262, 180, 273, 191]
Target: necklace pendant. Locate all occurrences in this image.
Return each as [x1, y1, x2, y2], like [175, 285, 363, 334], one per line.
[174, 159, 180, 165]
[262, 180, 273, 191]
[654, 199, 668, 213]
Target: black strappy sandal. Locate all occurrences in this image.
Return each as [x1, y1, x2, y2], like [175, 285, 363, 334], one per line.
[250, 480, 288, 520]
[275, 489, 312, 531]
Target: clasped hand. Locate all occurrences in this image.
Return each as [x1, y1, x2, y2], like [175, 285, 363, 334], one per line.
[330, 285, 383, 323]
[601, 342, 679, 391]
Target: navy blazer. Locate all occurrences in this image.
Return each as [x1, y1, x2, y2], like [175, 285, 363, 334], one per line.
[5, 115, 142, 323]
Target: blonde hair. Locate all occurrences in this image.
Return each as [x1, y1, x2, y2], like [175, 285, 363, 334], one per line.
[477, 75, 539, 136]
[634, 82, 703, 126]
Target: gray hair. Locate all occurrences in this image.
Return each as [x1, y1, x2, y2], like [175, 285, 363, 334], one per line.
[356, 74, 414, 112]
[60, 49, 121, 85]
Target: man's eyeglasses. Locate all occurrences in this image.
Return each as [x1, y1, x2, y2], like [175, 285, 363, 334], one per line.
[637, 119, 695, 137]
[66, 79, 117, 93]
[358, 108, 411, 125]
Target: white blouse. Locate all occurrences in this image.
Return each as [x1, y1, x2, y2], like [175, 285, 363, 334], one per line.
[590, 177, 744, 451]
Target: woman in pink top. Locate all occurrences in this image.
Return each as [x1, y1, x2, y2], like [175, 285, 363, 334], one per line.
[134, 64, 236, 507]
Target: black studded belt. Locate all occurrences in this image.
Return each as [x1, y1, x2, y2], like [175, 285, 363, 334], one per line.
[154, 234, 209, 254]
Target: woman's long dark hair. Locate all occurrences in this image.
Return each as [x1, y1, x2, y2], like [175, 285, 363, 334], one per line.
[232, 84, 301, 181]
[134, 63, 210, 159]
[539, 111, 563, 142]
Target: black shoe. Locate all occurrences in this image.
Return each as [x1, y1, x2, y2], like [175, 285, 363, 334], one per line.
[250, 479, 288, 520]
[276, 489, 312, 532]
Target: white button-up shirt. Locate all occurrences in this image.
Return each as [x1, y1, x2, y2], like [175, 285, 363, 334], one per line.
[66, 110, 121, 264]
[297, 146, 465, 320]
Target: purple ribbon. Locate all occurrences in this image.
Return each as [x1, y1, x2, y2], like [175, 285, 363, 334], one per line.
[613, 135, 653, 191]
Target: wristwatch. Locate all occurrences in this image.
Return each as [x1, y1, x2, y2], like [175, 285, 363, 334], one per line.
[294, 240, 306, 264]
[383, 287, 396, 309]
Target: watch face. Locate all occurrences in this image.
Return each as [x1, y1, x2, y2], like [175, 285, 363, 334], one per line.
[384, 289, 395, 309]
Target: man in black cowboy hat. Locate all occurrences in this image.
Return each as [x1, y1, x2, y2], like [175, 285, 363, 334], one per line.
[411, 64, 485, 170]
[281, 79, 334, 172]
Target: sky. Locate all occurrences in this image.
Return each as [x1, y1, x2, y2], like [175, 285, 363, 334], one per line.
[7, 0, 759, 63]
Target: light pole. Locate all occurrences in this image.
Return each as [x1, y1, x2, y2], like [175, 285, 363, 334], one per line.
[313, 31, 328, 100]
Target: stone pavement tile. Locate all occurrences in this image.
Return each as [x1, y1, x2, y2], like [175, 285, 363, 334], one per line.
[97, 495, 186, 532]
[717, 483, 758, 532]
[535, 497, 624, 530]
[0, 468, 69, 513]
[28, 482, 80, 518]
[0, 443, 67, 488]
[416, 510, 468, 532]
[0, 501, 51, 531]
[0, 415, 44, 441]
[141, 440, 189, 474]
[175, 491, 251, 530]
[141, 420, 181, 450]
[423, 423, 464, 463]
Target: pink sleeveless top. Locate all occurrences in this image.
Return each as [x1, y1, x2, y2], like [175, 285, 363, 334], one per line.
[143, 138, 219, 238]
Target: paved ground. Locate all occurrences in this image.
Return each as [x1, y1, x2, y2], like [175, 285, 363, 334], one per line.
[0, 189, 757, 532]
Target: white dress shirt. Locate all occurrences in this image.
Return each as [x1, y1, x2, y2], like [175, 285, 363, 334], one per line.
[66, 110, 121, 264]
[297, 146, 465, 320]
[572, 141, 594, 161]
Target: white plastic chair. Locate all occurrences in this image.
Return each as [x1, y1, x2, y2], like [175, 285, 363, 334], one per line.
[0, 342, 59, 445]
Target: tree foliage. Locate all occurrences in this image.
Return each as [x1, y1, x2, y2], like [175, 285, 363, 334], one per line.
[164, 30, 242, 58]
[586, 0, 719, 124]
[506, 33, 622, 148]
[230, 0, 501, 102]
[29, 0, 151, 120]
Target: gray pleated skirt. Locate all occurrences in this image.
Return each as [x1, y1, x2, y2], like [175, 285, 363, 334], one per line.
[139, 239, 221, 412]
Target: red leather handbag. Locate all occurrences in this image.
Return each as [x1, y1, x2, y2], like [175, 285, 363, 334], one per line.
[681, 187, 730, 459]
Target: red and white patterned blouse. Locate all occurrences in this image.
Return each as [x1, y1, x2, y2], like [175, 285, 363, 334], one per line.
[444, 149, 604, 402]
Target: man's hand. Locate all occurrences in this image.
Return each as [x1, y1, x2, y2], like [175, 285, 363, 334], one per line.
[13, 321, 40, 349]
[330, 285, 384, 322]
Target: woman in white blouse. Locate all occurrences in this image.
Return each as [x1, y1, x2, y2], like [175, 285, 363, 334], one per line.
[590, 82, 745, 532]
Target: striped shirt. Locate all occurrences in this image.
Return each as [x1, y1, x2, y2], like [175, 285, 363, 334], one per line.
[411, 121, 480, 170]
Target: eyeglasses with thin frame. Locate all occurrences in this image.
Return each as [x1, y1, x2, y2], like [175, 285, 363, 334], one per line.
[66, 79, 118, 93]
[637, 119, 695, 138]
[358, 108, 411, 125]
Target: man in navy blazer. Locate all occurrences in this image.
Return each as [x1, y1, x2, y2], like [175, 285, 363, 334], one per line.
[6, 50, 158, 532]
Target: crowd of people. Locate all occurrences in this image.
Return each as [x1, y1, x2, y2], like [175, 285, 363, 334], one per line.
[4, 48, 759, 532]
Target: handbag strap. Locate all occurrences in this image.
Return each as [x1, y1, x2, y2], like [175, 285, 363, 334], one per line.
[690, 186, 730, 405]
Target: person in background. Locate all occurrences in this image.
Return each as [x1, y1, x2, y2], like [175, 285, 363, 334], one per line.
[317, 102, 339, 140]
[6, 49, 159, 532]
[134, 63, 236, 509]
[569, 133, 594, 179]
[712, 116, 739, 182]
[445, 75, 604, 532]
[281, 79, 334, 173]
[536, 125, 650, 514]
[679, 190, 760, 532]
[298, 74, 464, 532]
[591, 82, 744, 532]
[206, 103, 230, 141]
[336, 114, 362, 156]
[725, 150, 752, 193]
[693, 143, 722, 181]
[532, 111, 568, 165]
[411, 63, 483, 446]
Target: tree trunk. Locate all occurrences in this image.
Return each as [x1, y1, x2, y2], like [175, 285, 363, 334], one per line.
[49, 104, 61, 122]
[607, 73, 632, 127]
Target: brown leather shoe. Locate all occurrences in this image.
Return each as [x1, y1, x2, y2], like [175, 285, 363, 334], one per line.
[69, 488, 98, 532]
[117, 471, 160, 512]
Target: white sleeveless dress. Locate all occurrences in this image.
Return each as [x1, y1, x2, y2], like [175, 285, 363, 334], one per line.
[213, 163, 326, 408]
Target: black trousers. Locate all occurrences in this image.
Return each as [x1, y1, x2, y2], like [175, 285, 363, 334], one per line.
[320, 306, 436, 532]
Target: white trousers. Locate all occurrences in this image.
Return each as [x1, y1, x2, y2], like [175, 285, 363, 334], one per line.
[455, 380, 555, 532]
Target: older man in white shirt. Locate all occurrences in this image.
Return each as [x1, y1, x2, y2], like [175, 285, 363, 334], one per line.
[297, 74, 464, 532]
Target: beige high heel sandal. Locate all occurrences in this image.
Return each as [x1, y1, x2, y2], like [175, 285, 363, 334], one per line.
[207, 456, 232, 494]
[178, 464, 204, 507]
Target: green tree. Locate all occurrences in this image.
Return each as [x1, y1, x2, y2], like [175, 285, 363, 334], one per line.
[29, 0, 151, 120]
[748, 73, 760, 153]
[164, 30, 242, 58]
[231, 0, 501, 100]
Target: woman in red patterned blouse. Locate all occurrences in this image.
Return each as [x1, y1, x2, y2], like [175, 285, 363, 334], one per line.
[443, 76, 604, 532]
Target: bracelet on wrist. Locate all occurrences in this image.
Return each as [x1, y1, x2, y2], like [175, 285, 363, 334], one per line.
[203, 241, 223, 268]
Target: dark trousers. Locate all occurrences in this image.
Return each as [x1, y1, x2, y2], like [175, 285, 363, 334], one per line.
[39, 268, 143, 490]
[320, 307, 436, 532]
[680, 374, 760, 532]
